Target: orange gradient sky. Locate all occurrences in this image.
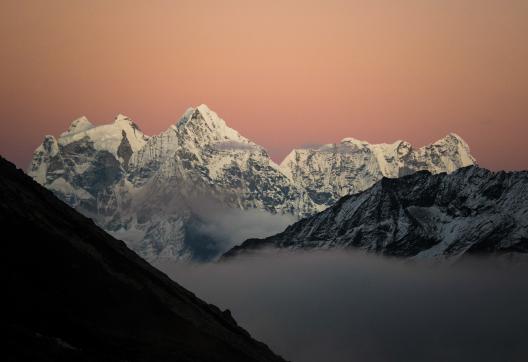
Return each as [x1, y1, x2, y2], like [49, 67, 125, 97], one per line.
[1, 0, 527, 170]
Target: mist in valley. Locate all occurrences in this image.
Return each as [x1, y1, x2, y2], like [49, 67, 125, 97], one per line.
[157, 251, 528, 362]
[188, 202, 296, 254]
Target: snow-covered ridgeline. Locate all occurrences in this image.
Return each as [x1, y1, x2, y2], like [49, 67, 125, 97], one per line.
[279, 133, 476, 208]
[27, 104, 476, 261]
[223, 167, 528, 261]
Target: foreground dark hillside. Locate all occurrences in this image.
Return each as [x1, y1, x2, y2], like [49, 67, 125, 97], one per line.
[1, 156, 285, 362]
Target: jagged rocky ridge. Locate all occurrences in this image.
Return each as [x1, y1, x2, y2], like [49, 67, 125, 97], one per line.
[224, 167, 528, 261]
[1, 156, 286, 362]
[28, 105, 475, 261]
[280, 133, 475, 208]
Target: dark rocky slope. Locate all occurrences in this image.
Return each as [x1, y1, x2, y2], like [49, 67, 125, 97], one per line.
[1, 156, 286, 362]
[224, 166, 528, 261]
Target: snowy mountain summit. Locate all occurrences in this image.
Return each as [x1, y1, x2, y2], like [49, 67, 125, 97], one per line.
[280, 133, 475, 209]
[28, 105, 476, 261]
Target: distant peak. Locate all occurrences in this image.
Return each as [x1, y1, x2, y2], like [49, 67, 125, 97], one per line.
[70, 115, 90, 123]
[42, 134, 58, 146]
[180, 104, 225, 127]
[180, 104, 213, 120]
[40, 135, 59, 156]
[435, 133, 468, 146]
[114, 114, 141, 131]
[444, 132, 462, 140]
[176, 104, 250, 144]
[340, 137, 367, 145]
[67, 116, 93, 134]
[196, 104, 211, 113]
[114, 113, 131, 123]
[191, 104, 218, 121]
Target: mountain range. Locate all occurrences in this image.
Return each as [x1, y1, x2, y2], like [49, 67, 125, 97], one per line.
[1, 156, 285, 361]
[28, 105, 476, 261]
[224, 166, 528, 261]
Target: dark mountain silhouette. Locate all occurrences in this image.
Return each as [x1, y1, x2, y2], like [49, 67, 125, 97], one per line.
[1, 156, 286, 362]
[224, 166, 528, 261]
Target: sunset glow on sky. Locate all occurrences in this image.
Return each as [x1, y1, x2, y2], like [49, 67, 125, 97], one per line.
[1, 0, 527, 170]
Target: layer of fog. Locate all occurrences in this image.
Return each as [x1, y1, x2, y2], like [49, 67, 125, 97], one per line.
[186, 199, 295, 259]
[157, 251, 528, 362]
[192, 208, 294, 251]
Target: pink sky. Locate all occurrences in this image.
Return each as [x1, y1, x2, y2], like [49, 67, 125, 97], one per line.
[1, 0, 527, 170]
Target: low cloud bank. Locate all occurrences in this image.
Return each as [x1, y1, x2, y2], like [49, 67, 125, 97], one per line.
[193, 208, 295, 252]
[186, 198, 295, 258]
[157, 251, 528, 362]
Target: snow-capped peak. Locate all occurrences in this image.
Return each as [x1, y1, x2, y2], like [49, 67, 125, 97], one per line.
[179, 104, 226, 127]
[61, 116, 94, 136]
[340, 137, 369, 147]
[51, 113, 149, 161]
[27, 106, 481, 263]
[433, 132, 468, 147]
[176, 104, 250, 145]
[428, 133, 476, 167]
[114, 113, 131, 122]
[114, 113, 142, 131]
[196, 103, 213, 114]
[279, 132, 477, 209]
[42, 135, 59, 155]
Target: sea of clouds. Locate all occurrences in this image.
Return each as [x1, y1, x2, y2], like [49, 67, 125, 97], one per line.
[157, 250, 528, 362]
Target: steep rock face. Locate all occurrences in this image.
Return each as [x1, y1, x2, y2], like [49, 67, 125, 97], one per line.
[129, 105, 310, 214]
[107, 105, 312, 261]
[224, 167, 528, 261]
[27, 114, 148, 217]
[28, 105, 476, 261]
[280, 134, 476, 209]
[1, 156, 286, 362]
[28, 106, 311, 261]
